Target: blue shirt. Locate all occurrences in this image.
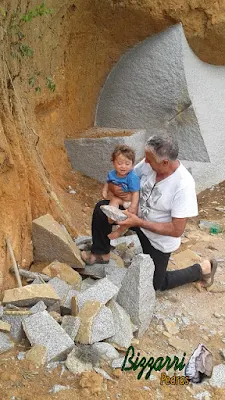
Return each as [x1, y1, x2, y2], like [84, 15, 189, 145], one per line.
[107, 169, 140, 193]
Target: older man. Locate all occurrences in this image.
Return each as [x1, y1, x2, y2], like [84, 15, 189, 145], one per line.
[81, 134, 217, 291]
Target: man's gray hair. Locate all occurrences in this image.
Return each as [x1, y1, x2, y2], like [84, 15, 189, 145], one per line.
[145, 133, 179, 161]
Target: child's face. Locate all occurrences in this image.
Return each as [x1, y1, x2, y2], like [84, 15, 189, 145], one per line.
[113, 153, 133, 177]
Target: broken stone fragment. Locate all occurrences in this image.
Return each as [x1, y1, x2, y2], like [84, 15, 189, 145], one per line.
[91, 342, 120, 362]
[116, 254, 155, 337]
[42, 261, 82, 288]
[73, 277, 118, 313]
[0, 332, 14, 354]
[3, 284, 60, 308]
[0, 321, 11, 332]
[25, 344, 47, 367]
[22, 310, 74, 362]
[2, 311, 31, 342]
[61, 316, 80, 340]
[110, 234, 142, 255]
[65, 346, 93, 374]
[48, 277, 72, 303]
[75, 301, 115, 344]
[100, 205, 127, 222]
[79, 371, 104, 394]
[105, 300, 133, 350]
[32, 214, 85, 267]
[163, 319, 180, 335]
[30, 301, 47, 314]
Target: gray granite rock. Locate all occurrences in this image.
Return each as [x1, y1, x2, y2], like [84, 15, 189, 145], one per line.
[74, 236, 92, 246]
[209, 364, 225, 388]
[2, 312, 30, 342]
[61, 289, 80, 314]
[116, 254, 155, 337]
[91, 306, 115, 344]
[48, 277, 71, 302]
[80, 278, 96, 291]
[106, 300, 133, 349]
[100, 205, 127, 222]
[22, 310, 74, 362]
[0, 332, 14, 354]
[30, 301, 47, 314]
[61, 316, 80, 340]
[65, 346, 93, 373]
[32, 214, 85, 267]
[65, 128, 146, 183]
[91, 342, 120, 362]
[74, 277, 118, 312]
[110, 234, 142, 255]
[105, 266, 127, 289]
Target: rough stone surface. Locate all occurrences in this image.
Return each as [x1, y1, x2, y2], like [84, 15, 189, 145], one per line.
[74, 236, 92, 246]
[32, 214, 85, 267]
[30, 301, 47, 314]
[100, 205, 127, 222]
[95, 24, 209, 165]
[76, 301, 115, 344]
[3, 284, 59, 307]
[65, 346, 93, 374]
[42, 261, 82, 288]
[61, 316, 80, 340]
[22, 310, 74, 362]
[209, 364, 225, 388]
[2, 313, 30, 342]
[74, 277, 118, 312]
[106, 300, 133, 349]
[61, 289, 80, 314]
[81, 278, 96, 291]
[48, 277, 71, 303]
[116, 254, 155, 337]
[91, 342, 120, 362]
[104, 266, 127, 289]
[65, 128, 146, 183]
[110, 234, 142, 255]
[25, 344, 48, 367]
[0, 332, 14, 354]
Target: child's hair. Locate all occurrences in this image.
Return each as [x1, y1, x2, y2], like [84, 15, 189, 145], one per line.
[111, 144, 135, 164]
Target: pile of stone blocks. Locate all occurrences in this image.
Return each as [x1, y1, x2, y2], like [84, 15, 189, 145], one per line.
[0, 215, 155, 373]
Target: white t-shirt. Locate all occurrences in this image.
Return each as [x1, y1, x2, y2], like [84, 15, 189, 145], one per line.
[134, 159, 198, 253]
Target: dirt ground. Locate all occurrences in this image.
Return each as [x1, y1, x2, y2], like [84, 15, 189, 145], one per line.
[0, 180, 225, 400]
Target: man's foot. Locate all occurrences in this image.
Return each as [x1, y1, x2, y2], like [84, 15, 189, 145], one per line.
[200, 259, 218, 287]
[81, 251, 110, 265]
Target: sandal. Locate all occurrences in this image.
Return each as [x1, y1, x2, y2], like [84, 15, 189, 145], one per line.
[81, 251, 110, 266]
[202, 258, 218, 288]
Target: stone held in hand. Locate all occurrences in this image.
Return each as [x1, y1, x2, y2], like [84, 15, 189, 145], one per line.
[100, 205, 128, 222]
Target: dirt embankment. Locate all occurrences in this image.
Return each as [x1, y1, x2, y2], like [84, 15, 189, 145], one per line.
[1, 0, 225, 288]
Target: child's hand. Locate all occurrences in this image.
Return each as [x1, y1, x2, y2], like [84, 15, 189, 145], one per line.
[128, 205, 138, 214]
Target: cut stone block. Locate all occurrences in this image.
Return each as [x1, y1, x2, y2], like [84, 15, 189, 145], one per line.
[100, 205, 127, 222]
[75, 301, 115, 344]
[65, 346, 93, 374]
[32, 214, 85, 268]
[2, 312, 30, 342]
[105, 300, 133, 350]
[25, 344, 47, 367]
[30, 301, 47, 314]
[42, 261, 82, 288]
[91, 342, 120, 362]
[0, 306, 4, 317]
[65, 127, 146, 183]
[48, 277, 71, 303]
[74, 236, 92, 246]
[104, 266, 127, 289]
[3, 284, 59, 307]
[78, 258, 118, 279]
[116, 254, 155, 337]
[61, 316, 80, 340]
[73, 278, 118, 313]
[81, 278, 96, 291]
[60, 289, 80, 314]
[22, 310, 74, 362]
[0, 332, 14, 354]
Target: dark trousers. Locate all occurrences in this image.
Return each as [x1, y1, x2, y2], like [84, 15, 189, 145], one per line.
[91, 200, 202, 291]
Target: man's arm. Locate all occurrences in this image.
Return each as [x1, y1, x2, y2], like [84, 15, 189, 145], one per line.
[118, 210, 187, 238]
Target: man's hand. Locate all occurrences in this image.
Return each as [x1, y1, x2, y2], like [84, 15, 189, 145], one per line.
[108, 183, 131, 200]
[118, 210, 141, 228]
[128, 205, 138, 214]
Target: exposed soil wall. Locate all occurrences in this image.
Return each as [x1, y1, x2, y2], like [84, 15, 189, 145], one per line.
[1, 0, 225, 288]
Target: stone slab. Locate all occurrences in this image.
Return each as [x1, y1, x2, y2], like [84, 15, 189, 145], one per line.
[61, 316, 80, 340]
[3, 284, 60, 307]
[74, 278, 118, 312]
[48, 277, 71, 302]
[65, 346, 93, 374]
[2, 313, 29, 342]
[106, 300, 133, 350]
[32, 214, 85, 268]
[42, 261, 82, 288]
[100, 205, 127, 222]
[0, 332, 14, 354]
[30, 301, 47, 314]
[22, 310, 74, 362]
[117, 254, 155, 337]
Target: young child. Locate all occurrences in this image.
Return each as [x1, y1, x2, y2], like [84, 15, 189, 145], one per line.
[102, 144, 140, 240]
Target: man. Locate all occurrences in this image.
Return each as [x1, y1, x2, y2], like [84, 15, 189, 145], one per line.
[81, 133, 217, 291]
